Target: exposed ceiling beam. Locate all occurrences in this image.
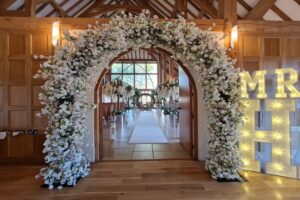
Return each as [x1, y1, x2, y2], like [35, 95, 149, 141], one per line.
[49, 0, 68, 17]
[36, 2, 49, 14]
[197, 9, 205, 18]
[0, 0, 17, 10]
[79, 0, 104, 17]
[237, 0, 251, 10]
[0, 10, 26, 17]
[81, 0, 163, 18]
[148, 1, 171, 18]
[244, 0, 277, 19]
[270, 4, 292, 21]
[239, 0, 291, 21]
[46, 0, 69, 17]
[190, 0, 218, 18]
[137, 0, 164, 18]
[82, 4, 146, 17]
[72, 0, 95, 17]
[66, 0, 88, 17]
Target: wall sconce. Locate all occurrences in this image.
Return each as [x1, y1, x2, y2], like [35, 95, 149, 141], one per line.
[52, 21, 60, 47]
[231, 25, 238, 48]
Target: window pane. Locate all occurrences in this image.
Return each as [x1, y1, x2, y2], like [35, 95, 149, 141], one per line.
[111, 74, 122, 80]
[135, 75, 146, 89]
[123, 75, 134, 86]
[111, 63, 122, 73]
[147, 63, 158, 73]
[123, 63, 134, 73]
[135, 63, 146, 73]
[147, 74, 157, 89]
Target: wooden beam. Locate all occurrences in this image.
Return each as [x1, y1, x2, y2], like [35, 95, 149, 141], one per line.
[49, 0, 68, 17]
[80, 0, 164, 18]
[197, 9, 206, 19]
[79, 0, 109, 17]
[190, 0, 217, 18]
[270, 4, 292, 21]
[46, 0, 69, 17]
[295, 0, 300, 5]
[137, 0, 164, 18]
[237, 0, 251, 10]
[218, 0, 237, 25]
[239, 0, 291, 21]
[149, 0, 171, 18]
[0, 10, 27, 17]
[82, 4, 146, 17]
[24, 0, 34, 17]
[72, 0, 95, 17]
[0, 0, 16, 10]
[173, 0, 188, 18]
[36, 2, 49, 15]
[244, 0, 276, 19]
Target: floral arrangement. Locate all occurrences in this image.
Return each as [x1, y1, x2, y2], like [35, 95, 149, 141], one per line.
[103, 79, 135, 102]
[157, 78, 179, 115]
[34, 10, 243, 189]
[156, 78, 179, 101]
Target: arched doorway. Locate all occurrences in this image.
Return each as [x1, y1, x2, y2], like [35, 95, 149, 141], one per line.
[94, 48, 198, 161]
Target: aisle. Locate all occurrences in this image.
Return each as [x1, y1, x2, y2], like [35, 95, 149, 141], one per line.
[128, 110, 168, 144]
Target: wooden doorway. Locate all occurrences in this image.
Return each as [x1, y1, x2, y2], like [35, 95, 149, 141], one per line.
[179, 67, 197, 158]
[93, 49, 198, 161]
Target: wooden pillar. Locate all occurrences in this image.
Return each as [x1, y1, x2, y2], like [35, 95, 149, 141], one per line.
[163, 55, 168, 81]
[173, 0, 188, 18]
[218, 0, 237, 52]
[159, 53, 164, 83]
[25, 0, 36, 17]
[218, 0, 237, 26]
[169, 58, 174, 79]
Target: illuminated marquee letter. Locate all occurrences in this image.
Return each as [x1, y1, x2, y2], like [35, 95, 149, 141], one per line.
[240, 70, 267, 99]
[240, 99, 297, 178]
[275, 68, 300, 98]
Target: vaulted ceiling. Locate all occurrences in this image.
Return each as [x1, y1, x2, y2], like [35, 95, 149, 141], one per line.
[0, 0, 300, 21]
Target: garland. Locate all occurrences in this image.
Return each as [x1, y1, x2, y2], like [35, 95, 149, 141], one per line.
[35, 10, 243, 189]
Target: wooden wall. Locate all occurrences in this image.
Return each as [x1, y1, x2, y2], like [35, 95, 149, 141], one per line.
[0, 17, 226, 163]
[1, 18, 299, 164]
[0, 30, 52, 163]
[238, 21, 300, 74]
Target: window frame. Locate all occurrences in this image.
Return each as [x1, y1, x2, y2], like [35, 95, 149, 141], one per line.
[110, 61, 158, 91]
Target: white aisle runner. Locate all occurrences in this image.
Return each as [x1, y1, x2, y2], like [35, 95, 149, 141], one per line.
[128, 110, 168, 144]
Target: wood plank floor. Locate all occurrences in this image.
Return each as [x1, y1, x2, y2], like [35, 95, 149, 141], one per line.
[1, 160, 300, 200]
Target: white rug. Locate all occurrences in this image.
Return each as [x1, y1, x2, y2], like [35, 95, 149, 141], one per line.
[129, 111, 168, 144]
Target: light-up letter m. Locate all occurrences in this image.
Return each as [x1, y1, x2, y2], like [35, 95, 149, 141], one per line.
[240, 70, 267, 99]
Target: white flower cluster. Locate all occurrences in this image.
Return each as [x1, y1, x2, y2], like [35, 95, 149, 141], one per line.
[35, 10, 243, 189]
[103, 79, 135, 102]
[156, 78, 179, 101]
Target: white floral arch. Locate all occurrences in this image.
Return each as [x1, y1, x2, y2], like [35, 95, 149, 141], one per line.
[35, 11, 243, 189]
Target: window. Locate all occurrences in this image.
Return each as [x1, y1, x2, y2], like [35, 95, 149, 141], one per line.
[110, 61, 158, 92]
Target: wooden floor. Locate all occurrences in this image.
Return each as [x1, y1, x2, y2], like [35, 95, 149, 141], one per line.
[103, 110, 189, 160]
[1, 160, 300, 200]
